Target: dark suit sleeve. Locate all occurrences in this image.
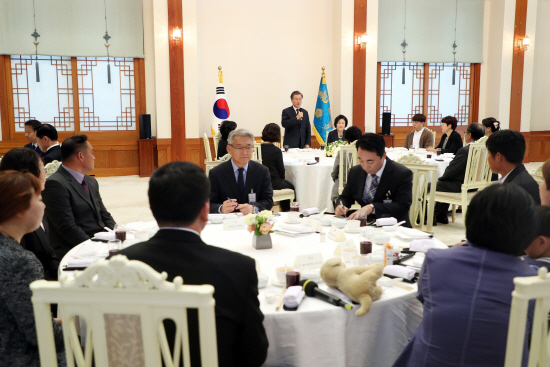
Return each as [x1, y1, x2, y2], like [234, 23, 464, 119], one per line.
[439, 147, 467, 182]
[305, 112, 311, 146]
[43, 179, 90, 246]
[372, 167, 413, 220]
[95, 185, 115, 229]
[208, 170, 224, 213]
[281, 108, 299, 128]
[442, 132, 463, 154]
[235, 264, 269, 367]
[255, 167, 274, 211]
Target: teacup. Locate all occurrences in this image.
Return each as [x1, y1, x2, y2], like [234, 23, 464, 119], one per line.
[275, 267, 288, 284]
[208, 214, 224, 224]
[287, 212, 300, 223]
[346, 220, 360, 232]
[331, 217, 346, 229]
[320, 217, 332, 226]
[342, 248, 358, 262]
[352, 254, 370, 266]
[135, 231, 149, 241]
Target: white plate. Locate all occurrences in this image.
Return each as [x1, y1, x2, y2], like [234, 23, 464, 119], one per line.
[344, 228, 361, 234]
[271, 279, 287, 287]
[285, 220, 300, 224]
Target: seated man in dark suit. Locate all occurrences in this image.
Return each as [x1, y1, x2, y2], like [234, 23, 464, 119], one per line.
[486, 129, 540, 204]
[335, 133, 413, 226]
[42, 134, 115, 259]
[23, 119, 43, 154]
[35, 124, 62, 164]
[281, 91, 311, 149]
[434, 122, 486, 224]
[209, 128, 273, 214]
[117, 161, 269, 367]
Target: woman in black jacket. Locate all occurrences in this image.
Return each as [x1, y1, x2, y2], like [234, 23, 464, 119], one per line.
[326, 115, 348, 145]
[0, 148, 60, 281]
[428, 115, 463, 155]
[261, 123, 295, 211]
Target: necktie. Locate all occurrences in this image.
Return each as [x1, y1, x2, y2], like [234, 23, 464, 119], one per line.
[81, 179, 90, 196]
[237, 168, 245, 195]
[363, 174, 379, 203]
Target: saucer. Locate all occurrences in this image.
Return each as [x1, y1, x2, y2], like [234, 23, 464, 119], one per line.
[285, 220, 300, 224]
[271, 279, 287, 287]
[344, 228, 361, 234]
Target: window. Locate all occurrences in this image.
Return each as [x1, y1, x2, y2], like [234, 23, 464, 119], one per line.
[10, 55, 136, 133]
[379, 62, 474, 127]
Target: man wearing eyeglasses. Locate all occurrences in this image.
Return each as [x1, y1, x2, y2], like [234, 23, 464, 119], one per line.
[209, 128, 273, 214]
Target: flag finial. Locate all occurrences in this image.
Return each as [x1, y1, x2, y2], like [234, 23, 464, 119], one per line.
[218, 66, 223, 83]
[321, 66, 326, 85]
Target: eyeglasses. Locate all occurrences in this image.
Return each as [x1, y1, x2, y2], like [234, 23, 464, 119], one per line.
[230, 145, 254, 151]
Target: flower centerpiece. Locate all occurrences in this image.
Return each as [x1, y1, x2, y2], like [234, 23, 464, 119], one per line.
[244, 210, 275, 249]
[325, 140, 347, 157]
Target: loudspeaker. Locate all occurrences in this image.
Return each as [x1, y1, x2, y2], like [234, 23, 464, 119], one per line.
[139, 114, 152, 139]
[382, 112, 392, 135]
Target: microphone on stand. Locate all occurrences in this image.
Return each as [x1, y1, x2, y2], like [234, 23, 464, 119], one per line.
[299, 279, 353, 310]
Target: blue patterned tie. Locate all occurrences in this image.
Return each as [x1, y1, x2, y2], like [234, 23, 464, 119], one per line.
[363, 174, 379, 203]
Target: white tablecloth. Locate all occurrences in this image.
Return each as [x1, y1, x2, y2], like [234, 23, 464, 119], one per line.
[386, 148, 453, 179]
[60, 215, 447, 367]
[283, 149, 335, 212]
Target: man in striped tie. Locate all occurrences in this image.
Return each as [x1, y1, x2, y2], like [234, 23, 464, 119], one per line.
[335, 133, 413, 226]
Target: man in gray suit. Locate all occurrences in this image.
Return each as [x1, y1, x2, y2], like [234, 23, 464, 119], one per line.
[42, 134, 115, 259]
[486, 129, 541, 204]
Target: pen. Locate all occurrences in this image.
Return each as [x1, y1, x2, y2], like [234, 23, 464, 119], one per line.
[339, 200, 346, 218]
[227, 197, 237, 206]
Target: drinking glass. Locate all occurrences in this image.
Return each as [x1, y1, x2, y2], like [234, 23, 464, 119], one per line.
[360, 241, 373, 255]
[290, 202, 300, 212]
[108, 239, 122, 256]
[436, 148, 442, 156]
[320, 144, 325, 151]
[284, 145, 289, 152]
[285, 263, 300, 288]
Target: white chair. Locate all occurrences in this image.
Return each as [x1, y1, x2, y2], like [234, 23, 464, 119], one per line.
[530, 165, 544, 185]
[205, 154, 230, 176]
[252, 143, 262, 163]
[44, 160, 62, 178]
[272, 189, 295, 210]
[31, 255, 218, 367]
[396, 154, 438, 234]
[504, 267, 550, 367]
[203, 133, 213, 163]
[463, 132, 468, 147]
[213, 132, 221, 158]
[427, 128, 436, 147]
[432, 142, 493, 222]
[338, 145, 358, 196]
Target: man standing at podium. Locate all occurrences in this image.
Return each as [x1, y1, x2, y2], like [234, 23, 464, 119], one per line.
[282, 91, 311, 149]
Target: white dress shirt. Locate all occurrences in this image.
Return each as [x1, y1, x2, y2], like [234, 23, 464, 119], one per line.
[412, 128, 424, 149]
[498, 167, 515, 184]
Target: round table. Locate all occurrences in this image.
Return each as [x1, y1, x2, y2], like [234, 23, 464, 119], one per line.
[60, 214, 447, 367]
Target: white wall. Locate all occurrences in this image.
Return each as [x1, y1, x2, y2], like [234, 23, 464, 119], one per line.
[530, 0, 550, 131]
[191, 0, 344, 138]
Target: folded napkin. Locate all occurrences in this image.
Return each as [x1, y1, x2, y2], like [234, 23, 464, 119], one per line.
[307, 160, 318, 165]
[397, 227, 433, 239]
[302, 208, 319, 217]
[283, 286, 305, 308]
[384, 265, 416, 280]
[75, 240, 105, 257]
[67, 258, 97, 267]
[375, 217, 397, 226]
[93, 231, 116, 241]
[278, 223, 314, 233]
[410, 239, 436, 252]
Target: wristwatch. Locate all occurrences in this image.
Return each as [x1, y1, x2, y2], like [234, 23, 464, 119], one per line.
[368, 204, 375, 212]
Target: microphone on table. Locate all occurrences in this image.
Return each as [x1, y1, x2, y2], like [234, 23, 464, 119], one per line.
[299, 279, 353, 310]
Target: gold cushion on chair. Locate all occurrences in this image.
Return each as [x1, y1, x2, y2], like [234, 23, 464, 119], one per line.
[273, 189, 295, 202]
[433, 191, 478, 202]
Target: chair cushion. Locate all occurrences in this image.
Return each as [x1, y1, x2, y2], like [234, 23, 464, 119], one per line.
[433, 190, 478, 203]
[273, 189, 295, 201]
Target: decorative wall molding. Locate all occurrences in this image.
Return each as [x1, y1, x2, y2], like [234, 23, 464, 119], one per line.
[353, 0, 367, 129]
[509, 0, 528, 131]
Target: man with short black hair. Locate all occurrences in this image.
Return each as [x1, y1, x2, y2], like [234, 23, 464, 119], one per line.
[335, 133, 413, 226]
[35, 124, 61, 164]
[209, 128, 273, 214]
[281, 91, 311, 148]
[403, 114, 434, 149]
[42, 134, 115, 258]
[23, 119, 43, 154]
[486, 129, 540, 204]
[117, 161, 269, 367]
[433, 122, 486, 224]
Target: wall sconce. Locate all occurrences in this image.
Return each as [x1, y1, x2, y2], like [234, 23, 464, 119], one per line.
[518, 35, 530, 52]
[357, 34, 369, 50]
[172, 27, 182, 45]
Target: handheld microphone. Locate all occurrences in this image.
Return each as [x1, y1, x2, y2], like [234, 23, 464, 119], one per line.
[299, 279, 353, 310]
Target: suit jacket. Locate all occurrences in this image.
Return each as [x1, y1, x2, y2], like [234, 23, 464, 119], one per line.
[438, 144, 470, 186]
[260, 143, 285, 188]
[42, 166, 115, 259]
[117, 229, 269, 367]
[24, 143, 43, 155]
[20, 220, 59, 281]
[281, 106, 311, 148]
[403, 128, 434, 149]
[42, 145, 62, 164]
[393, 243, 536, 367]
[504, 164, 541, 205]
[326, 129, 345, 145]
[337, 158, 413, 226]
[435, 130, 462, 154]
[209, 160, 273, 213]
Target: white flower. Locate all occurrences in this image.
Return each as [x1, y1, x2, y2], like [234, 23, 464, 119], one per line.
[259, 210, 273, 220]
[243, 214, 257, 225]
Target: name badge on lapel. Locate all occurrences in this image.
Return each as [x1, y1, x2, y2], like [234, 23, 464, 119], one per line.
[383, 190, 392, 204]
[248, 190, 257, 204]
